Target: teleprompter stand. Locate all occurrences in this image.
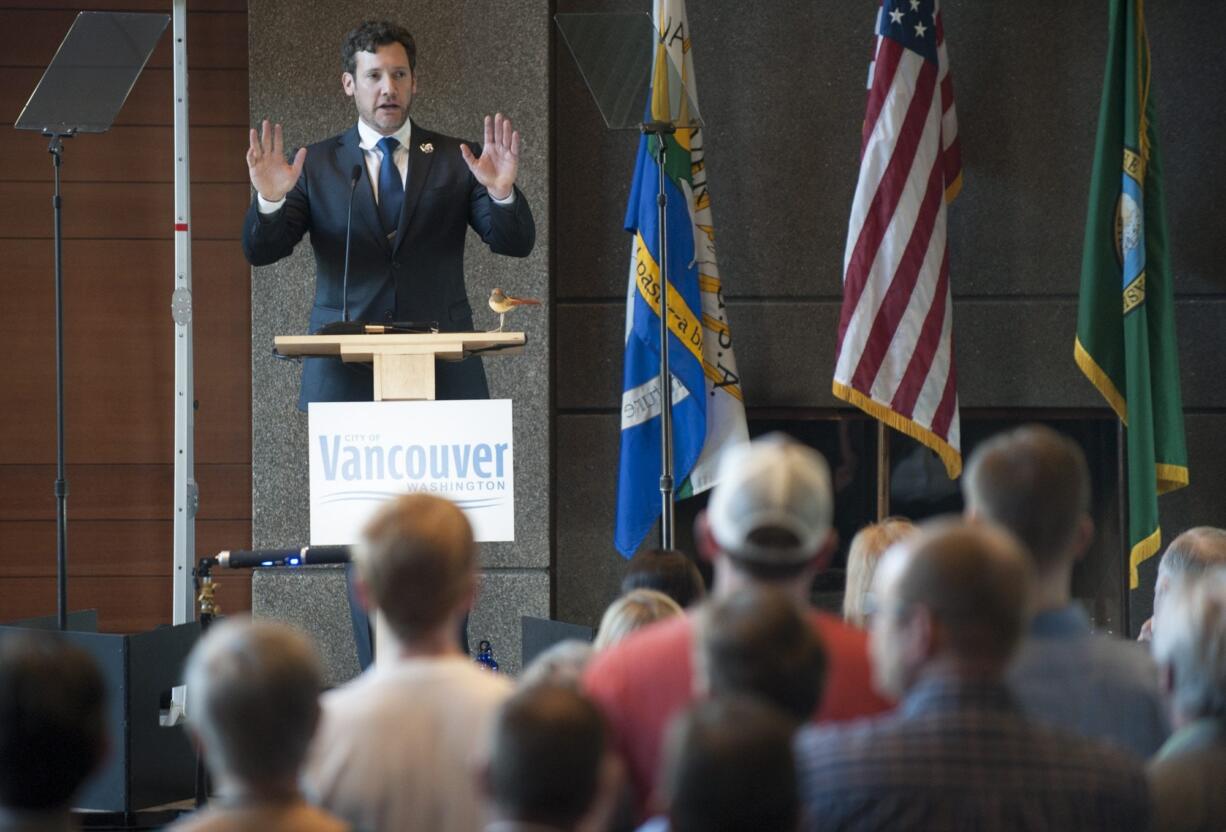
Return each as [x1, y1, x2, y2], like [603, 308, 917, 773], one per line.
[7, 13, 204, 817]
[555, 13, 703, 549]
[15, 12, 169, 632]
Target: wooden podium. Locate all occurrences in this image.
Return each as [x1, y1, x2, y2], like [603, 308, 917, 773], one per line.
[273, 329, 525, 665]
[274, 331, 526, 401]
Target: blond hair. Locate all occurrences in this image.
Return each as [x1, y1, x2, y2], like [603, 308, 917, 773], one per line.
[356, 494, 476, 643]
[843, 517, 915, 627]
[593, 589, 683, 651]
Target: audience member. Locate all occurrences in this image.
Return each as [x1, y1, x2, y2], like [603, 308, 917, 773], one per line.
[964, 424, 1169, 756]
[620, 549, 706, 609]
[796, 520, 1151, 831]
[842, 517, 915, 628]
[170, 618, 347, 832]
[584, 433, 891, 816]
[695, 585, 826, 723]
[478, 684, 621, 832]
[518, 639, 595, 690]
[638, 588, 823, 832]
[0, 632, 106, 831]
[593, 590, 683, 652]
[1141, 526, 1226, 641]
[1148, 570, 1226, 832]
[303, 494, 512, 832]
[655, 698, 799, 832]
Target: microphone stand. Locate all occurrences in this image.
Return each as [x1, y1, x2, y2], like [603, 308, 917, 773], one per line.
[46, 128, 75, 631]
[341, 164, 360, 324]
[640, 120, 676, 550]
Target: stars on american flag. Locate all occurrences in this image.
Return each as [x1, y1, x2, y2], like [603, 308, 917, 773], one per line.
[881, 0, 938, 62]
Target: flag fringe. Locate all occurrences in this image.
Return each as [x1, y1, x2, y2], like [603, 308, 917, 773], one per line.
[944, 170, 964, 203]
[1128, 525, 1162, 590]
[832, 381, 962, 479]
[1074, 337, 1128, 424]
[1156, 463, 1189, 495]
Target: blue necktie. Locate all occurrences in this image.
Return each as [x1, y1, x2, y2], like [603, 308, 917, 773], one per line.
[376, 136, 404, 238]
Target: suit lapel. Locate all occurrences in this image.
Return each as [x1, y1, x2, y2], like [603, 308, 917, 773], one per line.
[336, 127, 390, 254]
[392, 126, 438, 256]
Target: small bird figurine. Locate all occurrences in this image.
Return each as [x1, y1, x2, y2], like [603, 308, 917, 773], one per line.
[488, 287, 542, 332]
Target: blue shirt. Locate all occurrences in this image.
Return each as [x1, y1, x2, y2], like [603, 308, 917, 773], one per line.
[795, 674, 1151, 832]
[1007, 604, 1169, 757]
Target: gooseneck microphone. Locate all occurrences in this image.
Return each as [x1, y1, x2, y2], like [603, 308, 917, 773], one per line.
[214, 545, 352, 569]
[341, 163, 362, 323]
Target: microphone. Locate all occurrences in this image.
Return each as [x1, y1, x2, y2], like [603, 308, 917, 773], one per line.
[314, 320, 440, 336]
[214, 545, 352, 569]
[341, 163, 362, 323]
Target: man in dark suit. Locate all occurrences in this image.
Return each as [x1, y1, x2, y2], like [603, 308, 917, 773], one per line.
[242, 19, 535, 410]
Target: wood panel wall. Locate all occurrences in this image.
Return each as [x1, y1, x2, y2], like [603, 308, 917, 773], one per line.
[0, 0, 252, 632]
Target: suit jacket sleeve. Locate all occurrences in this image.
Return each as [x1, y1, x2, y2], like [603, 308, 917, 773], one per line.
[464, 146, 536, 258]
[241, 175, 312, 267]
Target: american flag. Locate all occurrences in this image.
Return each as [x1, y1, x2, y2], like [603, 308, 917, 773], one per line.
[832, 0, 963, 478]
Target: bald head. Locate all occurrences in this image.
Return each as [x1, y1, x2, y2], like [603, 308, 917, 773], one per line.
[357, 493, 476, 643]
[1153, 527, 1226, 636]
[1159, 527, 1226, 581]
[963, 425, 1090, 571]
[870, 520, 1034, 697]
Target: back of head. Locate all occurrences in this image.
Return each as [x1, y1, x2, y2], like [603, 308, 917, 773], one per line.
[707, 433, 834, 578]
[843, 517, 916, 627]
[621, 548, 706, 608]
[593, 589, 683, 651]
[0, 632, 106, 811]
[357, 493, 476, 642]
[518, 639, 595, 690]
[1152, 570, 1226, 722]
[185, 617, 323, 787]
[1158, 527, 1226, 583]
[697, 586, 827, 722]
[486, 684, 608, 828]
[887, 519, 1033, 668]
[963, 424, 1089, 571]
[663, 697, 798, 832]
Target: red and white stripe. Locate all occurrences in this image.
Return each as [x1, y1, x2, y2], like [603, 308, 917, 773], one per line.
[833, 1, 962, 476]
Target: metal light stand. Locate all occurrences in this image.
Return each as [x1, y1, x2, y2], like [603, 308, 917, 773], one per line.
[46, 128, 75, 631]
[641, 120, 676, 550]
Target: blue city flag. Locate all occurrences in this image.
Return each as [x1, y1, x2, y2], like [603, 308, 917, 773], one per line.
[615, 1, 749, 557]
[615, 131, 709, 556]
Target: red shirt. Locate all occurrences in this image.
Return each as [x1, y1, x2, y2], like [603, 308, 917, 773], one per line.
[583, 607, 894, 816]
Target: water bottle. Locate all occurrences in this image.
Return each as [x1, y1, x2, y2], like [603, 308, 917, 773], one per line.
[475, 639, 499, 672]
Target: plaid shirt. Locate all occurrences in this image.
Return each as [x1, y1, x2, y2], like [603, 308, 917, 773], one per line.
[795, 675, 1151, 832]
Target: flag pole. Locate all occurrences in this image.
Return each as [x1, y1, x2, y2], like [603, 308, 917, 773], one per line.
[1117, 420, 1132, 637]
[644, 120, 677, 550]
[876, 421, 891, 521]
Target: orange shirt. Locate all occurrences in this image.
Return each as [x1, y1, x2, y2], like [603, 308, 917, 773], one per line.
[583, 607, 894, 817]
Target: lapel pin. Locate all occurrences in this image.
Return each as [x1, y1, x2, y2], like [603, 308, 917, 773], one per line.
[419, 142, 434, 154]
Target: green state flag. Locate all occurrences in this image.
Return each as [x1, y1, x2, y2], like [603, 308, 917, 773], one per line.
[1075, 0, 1187, 589]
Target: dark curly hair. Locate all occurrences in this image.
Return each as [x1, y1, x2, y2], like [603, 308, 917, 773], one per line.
[341, 20, 417, 75]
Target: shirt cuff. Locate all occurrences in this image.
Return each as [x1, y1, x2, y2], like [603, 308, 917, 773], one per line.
[257, 194, 286, 214]
[490, 188, 516, 206]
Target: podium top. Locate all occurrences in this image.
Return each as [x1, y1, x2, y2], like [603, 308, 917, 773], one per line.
[275, 331, 526, 362]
